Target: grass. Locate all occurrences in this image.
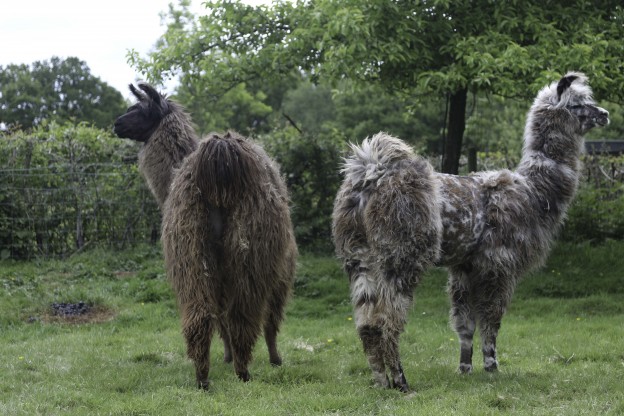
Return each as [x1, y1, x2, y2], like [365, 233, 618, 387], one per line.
[1, 241, 623, 415]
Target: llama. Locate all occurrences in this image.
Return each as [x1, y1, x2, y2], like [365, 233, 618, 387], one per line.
[114, 83, 297, 389]
[332, 72, 609, 391]
[113, 84, 198, 209]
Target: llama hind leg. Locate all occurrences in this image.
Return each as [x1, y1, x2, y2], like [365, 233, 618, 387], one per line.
[448, 272, 476, 374]
[353, 289, 411, 391]
[357, 322, 389, 388]
[218, 322, 233, 363]
[227, 310, 262, 382]
[383, 328, 409, 392]
[348, 258, 389, 388]
[263, 283, 289, 366]
[182, 308, 215, 390]
[379, 291, 412, 392]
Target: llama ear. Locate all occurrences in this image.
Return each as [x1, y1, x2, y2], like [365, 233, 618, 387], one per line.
[138, 83, 162, 104]
[129, 84, 145, 101]
[556, 75, 579, 100]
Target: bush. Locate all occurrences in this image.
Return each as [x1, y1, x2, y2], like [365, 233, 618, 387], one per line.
[561, 154, 624, 243]
[0, 122, 160, 259]
[260, 127, 346, 253]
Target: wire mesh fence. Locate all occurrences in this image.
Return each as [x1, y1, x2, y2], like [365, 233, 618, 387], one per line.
[0, 163, 160, 260]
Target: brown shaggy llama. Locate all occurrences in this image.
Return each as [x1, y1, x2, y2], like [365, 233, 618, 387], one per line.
[114, 83, 297, 389]
[332, 72, 609, 392]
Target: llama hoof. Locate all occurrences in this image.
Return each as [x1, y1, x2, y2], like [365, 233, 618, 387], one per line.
[223, 354, 233, 364]
[372, 373, 391, 389]
[459, 363, 473, 374]
[484, 356, 498, 372]
[197, 379, 210, 390]
[392, 380, 410, 393]
[237, 370, 251, 382]
[484, 363, 498, 372]
[270, 357, 283, 367]
[392, 371, 410, 393]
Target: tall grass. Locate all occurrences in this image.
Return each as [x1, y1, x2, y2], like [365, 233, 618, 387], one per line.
[1, 241, 622, 415]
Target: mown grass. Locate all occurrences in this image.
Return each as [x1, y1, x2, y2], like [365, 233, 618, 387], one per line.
[1, 241, 623, 415]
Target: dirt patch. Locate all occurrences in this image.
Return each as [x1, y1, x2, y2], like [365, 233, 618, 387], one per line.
[38, 303, 117, 325]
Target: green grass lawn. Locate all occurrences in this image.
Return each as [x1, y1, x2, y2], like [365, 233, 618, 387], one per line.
[1, 241, 623, 415]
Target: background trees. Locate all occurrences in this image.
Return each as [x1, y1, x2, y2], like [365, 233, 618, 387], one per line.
[131, 0, 624, 174]
[0, 56, 127, 130]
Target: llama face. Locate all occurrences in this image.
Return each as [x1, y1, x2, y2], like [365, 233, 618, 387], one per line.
[554, 72, 609, 134]
[568, 103, 609, 134]
[113, 84, 170, 142]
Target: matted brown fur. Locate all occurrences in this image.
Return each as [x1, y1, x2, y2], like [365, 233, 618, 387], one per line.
[114, 84, 297, 389]
[162, 131, 297, 388]
[332, 72, 609, 391]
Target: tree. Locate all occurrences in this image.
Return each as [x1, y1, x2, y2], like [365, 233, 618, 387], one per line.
[0, 56, 127, 130]
[173, 69, 300, 136]
[131, 0, 624, 173]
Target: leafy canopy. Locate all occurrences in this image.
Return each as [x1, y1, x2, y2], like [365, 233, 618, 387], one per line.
[131, 0, 624, 102]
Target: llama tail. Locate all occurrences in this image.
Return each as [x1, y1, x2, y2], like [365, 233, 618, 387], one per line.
[342, 132, 417, 188]
[192, 132, 261, 207]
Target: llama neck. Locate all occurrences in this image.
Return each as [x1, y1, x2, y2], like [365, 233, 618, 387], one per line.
[516, 111, 583, 216]
[139, 112, 199, 208]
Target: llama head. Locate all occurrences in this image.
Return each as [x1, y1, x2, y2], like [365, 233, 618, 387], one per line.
[534, 72, 609, 134]
[113, 83, 172, 142]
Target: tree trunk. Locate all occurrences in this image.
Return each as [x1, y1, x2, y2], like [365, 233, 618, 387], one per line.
[441, 88, 468, 174]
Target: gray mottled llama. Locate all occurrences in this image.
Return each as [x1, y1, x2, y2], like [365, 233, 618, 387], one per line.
[114, 83, 297, 389]
[332, 73, 609, 391]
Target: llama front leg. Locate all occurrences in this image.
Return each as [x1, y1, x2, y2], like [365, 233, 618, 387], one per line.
[477, 305, 505, 372]
[479, 317, 501, 372]
[475, 279, 512, 372]
[182, 308, 215, 390]
[448, 272, 476, 374]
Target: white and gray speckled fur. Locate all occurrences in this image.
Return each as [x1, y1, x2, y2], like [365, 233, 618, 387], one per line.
[332, 72, 609, 391]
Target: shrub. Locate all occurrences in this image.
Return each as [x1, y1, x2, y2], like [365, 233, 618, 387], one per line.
[260, 127, 346, 253]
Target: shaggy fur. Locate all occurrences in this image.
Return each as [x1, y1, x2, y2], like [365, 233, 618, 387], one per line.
[114, 84, 297, 389]
[332, 72, 609, 391]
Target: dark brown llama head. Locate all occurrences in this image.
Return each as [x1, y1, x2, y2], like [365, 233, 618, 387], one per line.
[552, 72, 610, 134]
[113, 83, 171, 142]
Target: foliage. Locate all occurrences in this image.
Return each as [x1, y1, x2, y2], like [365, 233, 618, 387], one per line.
[0, 56, 127, 130]
[562, 154, 624, 243]
[130, 0, 624, 174]
[0, 123, 160, 259]
[174, 75, 296, 136]
[260, 127, 345, 253]
[0, 244, 623, 414]
[464, 95, 528, 160]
